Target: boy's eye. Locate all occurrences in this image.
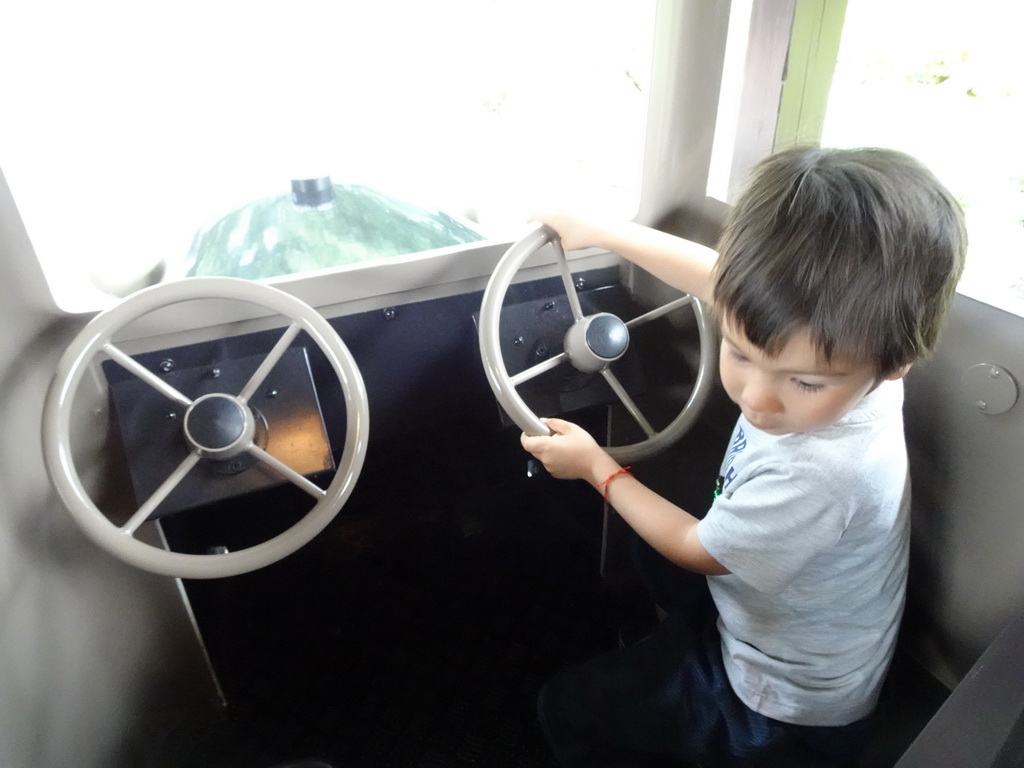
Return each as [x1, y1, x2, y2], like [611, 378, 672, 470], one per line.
[727, 348, 748, 363]
[795, 379, 826, 393]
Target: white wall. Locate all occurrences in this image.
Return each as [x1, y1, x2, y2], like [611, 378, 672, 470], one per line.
[0, 169, 217, 768]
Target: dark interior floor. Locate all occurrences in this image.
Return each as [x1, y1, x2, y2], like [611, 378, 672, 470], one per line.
[853, 653, 950, 768]
[159, 410, 658, 768]
[154, 413, 950, 768]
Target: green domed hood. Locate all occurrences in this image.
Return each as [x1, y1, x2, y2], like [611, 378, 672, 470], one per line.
[186, 179, 486, 280]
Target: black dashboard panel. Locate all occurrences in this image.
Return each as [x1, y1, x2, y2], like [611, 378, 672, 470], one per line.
[104, 268, 654, 516]
[107, 346, 332, 517]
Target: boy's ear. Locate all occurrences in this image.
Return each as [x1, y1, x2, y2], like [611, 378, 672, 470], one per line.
[885, 364, 913, 381]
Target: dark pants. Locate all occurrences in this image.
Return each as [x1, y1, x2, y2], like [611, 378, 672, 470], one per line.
[536, 537, 876, 767]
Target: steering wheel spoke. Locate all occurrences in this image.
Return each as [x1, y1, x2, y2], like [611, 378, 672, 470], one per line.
[121, 452, 202, 535]
[237, 322, 303, 403]
[510, 351, 568, 386]
[625, 294, 696, 330]
[554, 239, 586, 321]
[601, 370, 657, 438]
[248, 444, 327, 500]
[102, 341, 193, 408]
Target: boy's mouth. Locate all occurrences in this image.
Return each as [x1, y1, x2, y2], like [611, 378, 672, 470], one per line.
[745, 412, 782, 433]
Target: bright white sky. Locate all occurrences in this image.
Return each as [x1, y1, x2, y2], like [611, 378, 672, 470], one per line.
[822, 0, 1024, 315]
[0, 1, 655, 302]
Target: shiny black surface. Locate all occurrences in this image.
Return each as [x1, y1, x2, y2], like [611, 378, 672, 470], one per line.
[586, 314, 629, 360]
[107, 347, 332, 517]
[186, 396, 246, 451]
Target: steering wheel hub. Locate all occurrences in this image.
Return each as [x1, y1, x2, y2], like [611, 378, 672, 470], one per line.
[564, 312, 630, 373]
[183, 393, 255, 459]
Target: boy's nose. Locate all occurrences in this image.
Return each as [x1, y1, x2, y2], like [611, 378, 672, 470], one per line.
[741, 378, 782, 414]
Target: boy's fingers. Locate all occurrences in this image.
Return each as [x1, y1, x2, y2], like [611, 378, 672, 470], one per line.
[520, 431, 548, 451]
[541, 417, 573, 434]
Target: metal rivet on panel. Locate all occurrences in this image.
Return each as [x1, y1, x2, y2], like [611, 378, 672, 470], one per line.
[961, 363, 1018, 415]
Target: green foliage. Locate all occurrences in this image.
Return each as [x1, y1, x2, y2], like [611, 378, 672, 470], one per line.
[902, 51, 966, 86]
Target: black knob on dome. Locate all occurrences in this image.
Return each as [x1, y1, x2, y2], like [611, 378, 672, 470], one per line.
[185, 395, 246, 451]
[586, 314, 629, 359]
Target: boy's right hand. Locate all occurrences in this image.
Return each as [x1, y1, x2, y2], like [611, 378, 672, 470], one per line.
[531, 210, 717, 303]
[520, 417, 619, 486]
[530, 210, 607, 253]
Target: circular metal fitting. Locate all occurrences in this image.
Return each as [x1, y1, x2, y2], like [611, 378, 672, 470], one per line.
[563, 313, 630, 373]
[183, 393, 256, 459]
[961, 363, 1018, 416]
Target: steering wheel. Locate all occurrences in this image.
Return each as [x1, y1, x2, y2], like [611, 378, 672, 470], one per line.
[41, 277, 368, 579]
[479, 223, 715, 464]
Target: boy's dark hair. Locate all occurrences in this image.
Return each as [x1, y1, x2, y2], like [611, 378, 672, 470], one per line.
[712, 146, 967, 376]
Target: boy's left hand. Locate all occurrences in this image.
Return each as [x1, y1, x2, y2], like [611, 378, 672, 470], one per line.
[520, 418, 617, 483]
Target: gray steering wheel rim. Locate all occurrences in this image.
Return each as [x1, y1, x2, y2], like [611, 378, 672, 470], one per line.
[479, 223, 715, 464]
[41, 277, 369, 579]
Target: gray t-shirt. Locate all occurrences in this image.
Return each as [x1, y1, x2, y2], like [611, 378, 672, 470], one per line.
[697, 379, 909, 727]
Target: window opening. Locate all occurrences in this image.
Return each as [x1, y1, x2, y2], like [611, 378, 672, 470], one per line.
[0, 1, 657, 309]
[820, 0, 1024, 316]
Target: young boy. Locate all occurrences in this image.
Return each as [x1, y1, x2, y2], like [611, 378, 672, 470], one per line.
[521, 146, 967, 767]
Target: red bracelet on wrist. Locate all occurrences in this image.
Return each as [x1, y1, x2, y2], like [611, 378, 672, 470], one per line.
[598, 466, 633, 503]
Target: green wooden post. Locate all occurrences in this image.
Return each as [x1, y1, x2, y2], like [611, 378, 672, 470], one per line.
[774, 0, 849, 149]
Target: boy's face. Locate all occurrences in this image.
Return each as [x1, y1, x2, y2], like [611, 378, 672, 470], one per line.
[718, 319, 902, 435]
